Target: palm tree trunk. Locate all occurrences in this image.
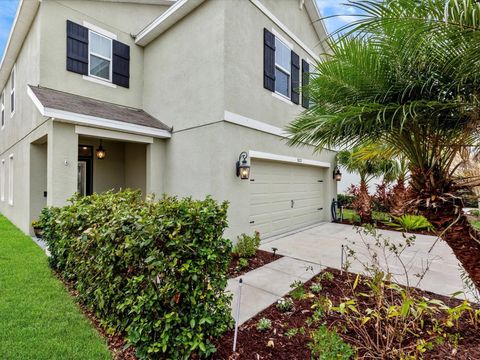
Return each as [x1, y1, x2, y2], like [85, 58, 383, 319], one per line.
[423, 203, 480, 291]
[390, 176, 408, 216]
[358, 179, 373, 223]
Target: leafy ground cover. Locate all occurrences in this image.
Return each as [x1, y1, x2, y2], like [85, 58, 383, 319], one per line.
[214, 268, 480, 359]
[338, 209, 436, 235]
[0, 215, 111, 360]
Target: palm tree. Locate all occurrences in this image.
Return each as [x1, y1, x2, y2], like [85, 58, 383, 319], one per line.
[337, 146, 399, 222]
[287, 0, 480, 289]
[353, 144, 410, 215]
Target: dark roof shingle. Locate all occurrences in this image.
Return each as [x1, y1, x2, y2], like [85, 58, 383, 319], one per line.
[29, 85, 170, 131]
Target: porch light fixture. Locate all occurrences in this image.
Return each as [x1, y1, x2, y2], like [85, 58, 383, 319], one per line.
[236, 151, 250, 180]
[96, 140, 106, 160]
[333, 166, 342, 181]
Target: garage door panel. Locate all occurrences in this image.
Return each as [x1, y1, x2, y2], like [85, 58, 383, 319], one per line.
[249, 159, 326, 238]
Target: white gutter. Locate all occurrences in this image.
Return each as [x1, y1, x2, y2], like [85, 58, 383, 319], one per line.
[135, 0, 205, 46]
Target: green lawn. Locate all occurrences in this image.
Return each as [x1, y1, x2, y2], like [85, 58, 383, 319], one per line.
[0, 215, 111, 360]
[338, 208, 391, 223]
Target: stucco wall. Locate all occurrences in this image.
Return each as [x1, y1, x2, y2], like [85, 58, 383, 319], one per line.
[125, 142, 147, 194]
[38, 0, 167, 109]
[142, 0, 226, 131]
[0, 13, 42, 155]
[224, 0, 323, 129]
[165, 121, 336, 240]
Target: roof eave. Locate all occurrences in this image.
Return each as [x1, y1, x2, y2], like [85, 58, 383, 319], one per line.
[135, 0, 205, 46]
[0, 0, 40, 91]
[304, 0, 331, 55]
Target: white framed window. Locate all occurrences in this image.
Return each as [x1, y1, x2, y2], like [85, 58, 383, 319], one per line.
[0, 159, 4, 202]
[1, 90, 4, 129]
[10, 66, 15, 117]
[274, 37, 291, 98]
[88, 31, 112, 82]
[8, 155, 13, 205]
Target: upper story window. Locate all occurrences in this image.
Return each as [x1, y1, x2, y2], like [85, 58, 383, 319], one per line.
[66, 20, 130, 88]
[89, 31, 112, 81]
[1, 90, 4, 128]
[263, 29, 304, 107]
[274, 38, 291, 98]
[10, 66, 15, 116]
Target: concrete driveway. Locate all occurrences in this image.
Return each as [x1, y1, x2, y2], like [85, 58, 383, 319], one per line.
[259, 222, 472, 300]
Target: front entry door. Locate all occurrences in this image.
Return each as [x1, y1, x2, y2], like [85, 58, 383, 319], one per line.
[78, 145, 93, 196]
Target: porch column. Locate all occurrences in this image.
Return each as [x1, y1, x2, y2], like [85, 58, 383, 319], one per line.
[47, 122, 78, 207]
[146, 138, 165, 197]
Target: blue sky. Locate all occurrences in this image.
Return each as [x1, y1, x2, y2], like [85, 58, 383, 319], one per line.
[0, 0, 356, 60]
[0, 0, 19, 60]
[315, 0, 362, 34]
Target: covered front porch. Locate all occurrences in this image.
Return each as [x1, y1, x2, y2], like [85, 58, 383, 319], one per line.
[28, 85, 170, 231]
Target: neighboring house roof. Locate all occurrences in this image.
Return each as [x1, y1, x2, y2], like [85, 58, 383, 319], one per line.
[28, 85, 171, 137]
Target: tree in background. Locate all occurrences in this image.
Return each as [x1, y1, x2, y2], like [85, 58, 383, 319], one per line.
[337, 146, 398, 222]
[287, 0, 480, 289]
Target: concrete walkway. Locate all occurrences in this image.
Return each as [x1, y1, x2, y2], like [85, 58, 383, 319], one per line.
[226, 257, 323, 325]
[260, 222, 471, 299]
[227, 222, 476, 326]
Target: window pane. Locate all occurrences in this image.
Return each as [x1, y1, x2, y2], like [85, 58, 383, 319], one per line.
[90, 32, 111, 58]
[90, 55, 110, 80]
[275, 68, 289, 97]
[275, 38, 290, 70]
[10, 92, 14, 113]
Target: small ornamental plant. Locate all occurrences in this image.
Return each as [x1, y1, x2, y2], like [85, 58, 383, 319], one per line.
[290, 280, 306, 300]
[276, 297, 294, 313]
[310, 282, 323, 294]
[235, 258, 249, 272]
[233, 231, 261, 258]
[256, 318, 272, 331]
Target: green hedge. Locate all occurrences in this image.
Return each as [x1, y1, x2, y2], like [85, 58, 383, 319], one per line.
[39, 190, 233, 359]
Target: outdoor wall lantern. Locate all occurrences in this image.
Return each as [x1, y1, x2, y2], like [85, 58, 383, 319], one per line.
[236, 151, 250, 180]
[333, 166, 342, 181]
[96, 140, 106, 160]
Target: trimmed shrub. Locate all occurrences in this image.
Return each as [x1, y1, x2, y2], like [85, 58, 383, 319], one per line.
[337, 193, 356, 208]
[39, 190, 233, 359]
[232, 231, 260, 258]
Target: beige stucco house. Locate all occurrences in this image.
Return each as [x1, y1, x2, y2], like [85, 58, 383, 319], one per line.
[0, 0, 337, 240]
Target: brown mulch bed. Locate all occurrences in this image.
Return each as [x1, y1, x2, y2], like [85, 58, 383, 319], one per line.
[228, 250, 282, 278]
[213, 268, 480, 360]
[339, 218, 437, 236]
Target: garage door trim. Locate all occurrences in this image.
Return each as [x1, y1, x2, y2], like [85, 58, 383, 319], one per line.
[249, 150, 331, 168]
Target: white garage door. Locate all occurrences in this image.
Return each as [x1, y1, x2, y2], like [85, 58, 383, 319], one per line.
[249, 159, 326, 238]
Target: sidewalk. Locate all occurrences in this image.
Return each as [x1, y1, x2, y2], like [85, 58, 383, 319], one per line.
[226, 257, 323, 325]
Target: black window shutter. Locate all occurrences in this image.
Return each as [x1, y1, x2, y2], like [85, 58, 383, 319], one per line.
[301, 59, 310, 109]
[291, 51, 300, 104]
[66, 20, 88, 75]
[112, 40, 130, 88]
[263, 28, 275, 92]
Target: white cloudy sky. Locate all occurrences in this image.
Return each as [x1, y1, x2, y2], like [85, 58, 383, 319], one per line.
[315, 0, 362, 34]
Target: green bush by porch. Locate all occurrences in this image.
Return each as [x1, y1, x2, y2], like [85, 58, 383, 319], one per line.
[39, 190, 233, 359]
[0, 215, 111, 360]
